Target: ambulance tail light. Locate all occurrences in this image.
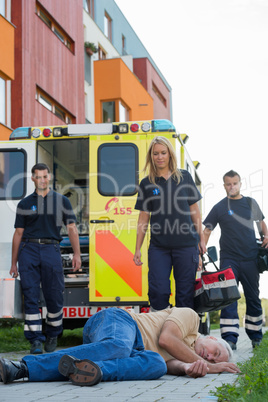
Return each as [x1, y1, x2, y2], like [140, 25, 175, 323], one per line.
[43, 128, 52, 137]
[130, 123, 139, 133]
[152, 119, 176, 133]
[53, 127, 68, 137]
[118, 123, 129, 133]
[9, 127, 31, 140]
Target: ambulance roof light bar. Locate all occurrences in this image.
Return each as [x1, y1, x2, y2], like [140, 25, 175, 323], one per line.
[152, 119, 176, 133]
[9, 127, 31, 140]
[68, 123, 114, 136]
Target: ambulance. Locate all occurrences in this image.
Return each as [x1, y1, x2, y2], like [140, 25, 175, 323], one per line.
[0, 119, 205, 329]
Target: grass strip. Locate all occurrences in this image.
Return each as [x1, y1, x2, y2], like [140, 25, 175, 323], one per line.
[211, 331, 268, 401]
[0, 320, 83, 352]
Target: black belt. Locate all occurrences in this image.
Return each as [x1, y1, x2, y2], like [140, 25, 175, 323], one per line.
[22, 238, 60, 244]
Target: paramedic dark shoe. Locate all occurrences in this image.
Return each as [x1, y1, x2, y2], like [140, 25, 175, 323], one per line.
[227, 341, 237, 351]
[58, 355, 103, 386]
[252, 339, 261, 348]
[0, 358, 29, 384]
[30, 340, 43, 354]
[44, 336, 57, 352]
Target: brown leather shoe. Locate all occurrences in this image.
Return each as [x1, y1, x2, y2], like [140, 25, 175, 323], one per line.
[58, 355, 103, 386]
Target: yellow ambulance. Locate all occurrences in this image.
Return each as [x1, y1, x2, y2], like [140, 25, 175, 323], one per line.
[0, 119, 204, 329]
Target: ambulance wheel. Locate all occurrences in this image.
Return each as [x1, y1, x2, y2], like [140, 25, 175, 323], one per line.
[199, 313, 210, 335]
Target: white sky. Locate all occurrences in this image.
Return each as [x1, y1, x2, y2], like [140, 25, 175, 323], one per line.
[115, 0, 268, 297]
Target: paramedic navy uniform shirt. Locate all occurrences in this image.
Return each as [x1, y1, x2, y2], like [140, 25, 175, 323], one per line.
[203, 196, 264, 261]
[15, 190, 76, 241]
[135, 169, 202, 249]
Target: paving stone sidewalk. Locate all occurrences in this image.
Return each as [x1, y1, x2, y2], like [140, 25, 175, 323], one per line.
[1, 328, 266, 401]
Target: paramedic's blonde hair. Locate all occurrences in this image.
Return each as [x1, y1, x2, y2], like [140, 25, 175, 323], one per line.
[143, 136, 182, 185]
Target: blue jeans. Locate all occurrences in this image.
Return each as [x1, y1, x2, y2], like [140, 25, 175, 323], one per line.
[23, 308, 167, 382]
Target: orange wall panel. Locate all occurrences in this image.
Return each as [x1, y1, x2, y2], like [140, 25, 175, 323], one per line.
[94, 58, 153, 123]
[0, 15, 15, 80]
[0, 123, 12, 140]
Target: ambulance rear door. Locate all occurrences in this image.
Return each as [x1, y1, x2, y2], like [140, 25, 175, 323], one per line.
[89, 133, 148, 305]
[0, 140, 36, 278]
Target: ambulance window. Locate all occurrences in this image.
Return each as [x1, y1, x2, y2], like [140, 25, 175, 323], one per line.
[98, 144, 138, 196]
[0, 150, 26, 199]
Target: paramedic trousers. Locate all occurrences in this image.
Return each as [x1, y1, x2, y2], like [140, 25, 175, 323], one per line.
[22, 308, 167, 382]
[18, 241, 64, 343]
[148, 244, 199, 310]
[220, 258, 263, 344]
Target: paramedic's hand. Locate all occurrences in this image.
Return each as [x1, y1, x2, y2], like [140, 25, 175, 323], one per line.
[133, 250, 143, 266]
[261, 236, 268, 248]
[72, 253, 81, 272]
[197, 255, 203, 271]
[10, 264, 19, 278]
[199, 240, 206, 255]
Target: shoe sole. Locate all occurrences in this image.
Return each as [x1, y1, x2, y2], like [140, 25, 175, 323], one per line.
[30, 349, 43, 354]
[44, 345, 57, 353]
[58, 355, 102, 386]
[0, 358, 8, 384]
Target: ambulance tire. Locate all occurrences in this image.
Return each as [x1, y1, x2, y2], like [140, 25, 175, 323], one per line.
[62, 318, 88, 331]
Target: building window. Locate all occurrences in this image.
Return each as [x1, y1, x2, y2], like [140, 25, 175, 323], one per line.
[119, 101, 129, 122]
[104, 12, 112, 41]
[0, 77, 6, 125]
[98, 144, 138, 196]
[83, 0, 94, 18]
[39, 94, 52, 111]
[122, 35, 126, 55]
[102, 102, 115, 123]
[0, 0, 6, 16]
[54, 27, 65, 44]
[152, 82, 167, 107]
[36, 2, 74, 53]
[84, 49, 92, 84]
[98, 46, 107, 60]
[39, 9, 51, 28]
[36, 87, 74, 123]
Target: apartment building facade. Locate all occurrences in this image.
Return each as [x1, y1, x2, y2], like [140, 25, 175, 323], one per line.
[1, 0, 172, 139]
[0, 0, 15, 139]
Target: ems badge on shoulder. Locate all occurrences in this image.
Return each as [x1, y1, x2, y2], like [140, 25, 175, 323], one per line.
[31, 205, 37, 211]
[152, 188, 160, 195]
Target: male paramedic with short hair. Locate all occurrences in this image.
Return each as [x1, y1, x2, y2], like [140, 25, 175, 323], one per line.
[10, 163, 81, 354]
[203, 170, 268, 351]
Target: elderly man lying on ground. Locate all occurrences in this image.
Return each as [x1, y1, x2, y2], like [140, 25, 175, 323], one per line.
[0, 307, 240, 385]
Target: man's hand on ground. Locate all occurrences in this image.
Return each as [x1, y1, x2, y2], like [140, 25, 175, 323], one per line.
[207, 361, 241, 374]
[183, 360, 209, 378]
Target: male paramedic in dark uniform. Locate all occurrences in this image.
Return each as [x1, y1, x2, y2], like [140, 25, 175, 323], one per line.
[10, 163, 81, 354]
[203, 170, 268, 350]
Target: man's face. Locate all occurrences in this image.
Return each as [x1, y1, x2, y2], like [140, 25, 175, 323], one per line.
[31, 169, 51, 192]
[223, 175, 241, 199]
[195, 336, 229, 363]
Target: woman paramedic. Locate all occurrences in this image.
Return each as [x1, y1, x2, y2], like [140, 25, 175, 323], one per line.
[133, 136, 206, 311]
